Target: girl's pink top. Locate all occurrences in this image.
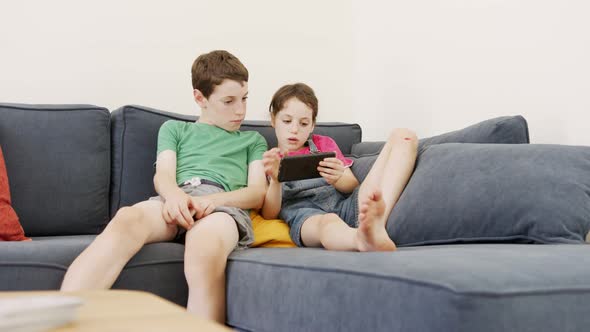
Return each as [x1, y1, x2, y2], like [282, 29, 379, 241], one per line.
[287, 134, 354, 167]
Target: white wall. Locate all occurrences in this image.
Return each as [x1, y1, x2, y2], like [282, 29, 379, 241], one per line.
[0, 0, 353, 124]
[352, 0, 590, 144]
[1, 1, 588, 145]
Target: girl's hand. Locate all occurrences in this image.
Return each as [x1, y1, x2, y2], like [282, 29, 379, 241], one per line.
[262, 148, 282, 182]
[318, 157, 345, 185]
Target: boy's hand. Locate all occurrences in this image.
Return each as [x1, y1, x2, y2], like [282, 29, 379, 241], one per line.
[162, 189, 195, 230]
[318, 157, 345, 185]
[262, 148, 282, 182]
[190, 196, 216, 220]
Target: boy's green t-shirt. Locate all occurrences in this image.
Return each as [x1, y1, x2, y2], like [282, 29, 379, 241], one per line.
[157, 120, 268, 192]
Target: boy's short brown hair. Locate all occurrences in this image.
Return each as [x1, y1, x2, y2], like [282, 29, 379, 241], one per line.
[269, 83, 319, 122]
[191, 50, 249, 98]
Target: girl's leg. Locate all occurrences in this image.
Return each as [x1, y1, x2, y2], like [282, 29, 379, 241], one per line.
[300, 213, 396, 251]
[300, 213, 358, 250]
[355, 129, 418, 250]
[61, 200, 178, 290]
[358, 128, 418, 214]
[183, 212, 239, 324]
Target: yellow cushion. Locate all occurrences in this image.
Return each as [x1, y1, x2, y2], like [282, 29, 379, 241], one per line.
[250, 211, 296, 248]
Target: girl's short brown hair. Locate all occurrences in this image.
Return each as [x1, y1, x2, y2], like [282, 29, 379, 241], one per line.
[191, 50, 248, 98]
[269, 83, 318, 122]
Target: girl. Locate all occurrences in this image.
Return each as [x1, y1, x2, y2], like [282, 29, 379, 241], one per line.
[261, 83, 418, 251]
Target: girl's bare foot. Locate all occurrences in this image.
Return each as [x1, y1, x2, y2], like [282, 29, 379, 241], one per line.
[356, 190, 397, 251]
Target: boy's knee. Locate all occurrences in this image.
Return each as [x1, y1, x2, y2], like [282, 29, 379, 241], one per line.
[184, 237, 227, 280]
[388, 128, 418, 144]
[208, 211, 235, 224]
[114, 206, 143, 221]
[106, 206, 146, 238]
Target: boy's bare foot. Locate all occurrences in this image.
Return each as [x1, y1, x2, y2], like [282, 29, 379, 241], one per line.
[356, 190, 397, 251]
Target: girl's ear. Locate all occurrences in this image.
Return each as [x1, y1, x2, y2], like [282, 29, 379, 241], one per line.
[193, 89, 207, 109]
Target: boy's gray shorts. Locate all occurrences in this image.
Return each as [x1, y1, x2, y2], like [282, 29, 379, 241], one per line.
[148, 179, 254, 250]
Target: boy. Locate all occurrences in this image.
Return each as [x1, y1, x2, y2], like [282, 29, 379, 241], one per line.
[61, 50, 268, 324]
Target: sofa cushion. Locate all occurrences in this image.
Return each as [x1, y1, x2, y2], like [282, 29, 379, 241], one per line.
[386, 143, 590, 246]
[110, 105, 361, 216]
[0, 145, 29, 241]
[226, 245, 590, 332]
[0, 103, 110, 236]
[250, 211, 296, 248]
[0, 235, 188, 306]
[350, 115, 529, 157]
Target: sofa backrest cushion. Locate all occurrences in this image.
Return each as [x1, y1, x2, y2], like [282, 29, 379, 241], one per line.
[0, 103, 110, 236]
[386, 143, 590, 246]
[351, 115, 530, 157]
[110, 105, 361, 217]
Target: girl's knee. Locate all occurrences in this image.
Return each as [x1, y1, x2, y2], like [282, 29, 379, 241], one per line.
[388, 128, 417, 143]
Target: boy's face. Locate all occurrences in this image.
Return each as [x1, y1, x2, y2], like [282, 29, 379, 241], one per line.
[194, 79, 248, 132]
[271, 97, 315, 153]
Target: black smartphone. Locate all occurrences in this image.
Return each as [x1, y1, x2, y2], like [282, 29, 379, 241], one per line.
[277, 152, 337, 182]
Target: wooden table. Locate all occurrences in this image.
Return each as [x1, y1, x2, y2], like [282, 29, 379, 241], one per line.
[0, 290, 232, 331]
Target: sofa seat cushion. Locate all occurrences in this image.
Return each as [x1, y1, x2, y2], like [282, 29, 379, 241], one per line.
[226, 245, 590, 332]
[0, 235, 188, 306]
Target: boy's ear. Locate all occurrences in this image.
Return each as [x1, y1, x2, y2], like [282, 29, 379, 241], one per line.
[270, 113, 276, 128]
[193, 89, 207, 108]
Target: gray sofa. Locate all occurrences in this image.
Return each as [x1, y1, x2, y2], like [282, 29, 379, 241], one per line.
[1, 103, 589, 332]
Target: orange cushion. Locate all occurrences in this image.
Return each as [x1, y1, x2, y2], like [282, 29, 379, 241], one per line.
[250, 211, 296, 248]
[0, 146, 30, 241]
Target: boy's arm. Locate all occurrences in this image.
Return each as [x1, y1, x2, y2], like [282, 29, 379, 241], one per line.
[154, 150, 195, 229]
[197, 160, 267, 210]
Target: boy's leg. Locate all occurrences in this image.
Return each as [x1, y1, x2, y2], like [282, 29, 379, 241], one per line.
[61, 200, 178, 291]
[356, 129, 418, 250]
[300, 213, 358, 250]
[183, 212, 239, 324]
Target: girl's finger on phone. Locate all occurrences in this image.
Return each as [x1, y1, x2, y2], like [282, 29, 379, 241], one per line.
[318, 166, 338, 175]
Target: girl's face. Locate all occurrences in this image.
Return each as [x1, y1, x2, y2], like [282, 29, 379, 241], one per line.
[271, 97, 315, 153]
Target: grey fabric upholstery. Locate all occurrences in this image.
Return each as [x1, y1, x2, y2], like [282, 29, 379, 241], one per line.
[109, 105, 361, 216]
[0, 103, 110, 236]
[227, 245, 590, 332]
[2, 103, 588, 332]
[385, 143, 590, 246]
[0, 235, 187, 306]
[351, 115, 529, 157]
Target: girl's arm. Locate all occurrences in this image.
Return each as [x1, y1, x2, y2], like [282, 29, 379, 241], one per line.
[318, 157, 359, 194]
[332, 168, 359, 194]
[261, 178, 282, 219]
[260, 148, 283, 219]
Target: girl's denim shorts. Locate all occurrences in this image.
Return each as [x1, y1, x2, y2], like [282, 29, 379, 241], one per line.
[279, 178, 359, 247]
